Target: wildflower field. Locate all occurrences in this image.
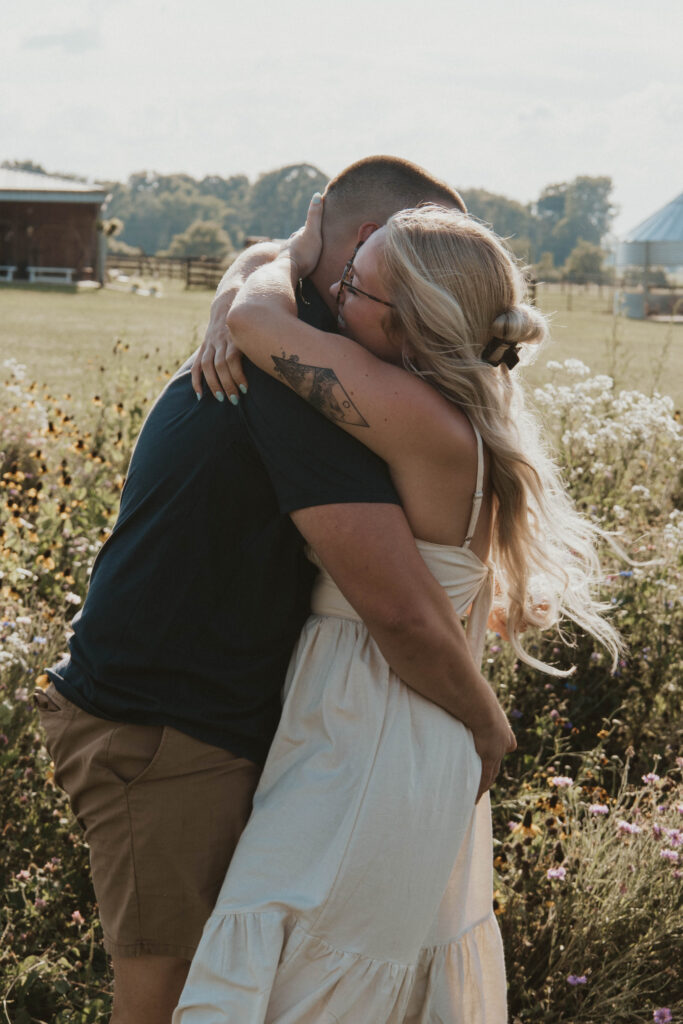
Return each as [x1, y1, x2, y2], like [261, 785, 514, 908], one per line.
[1, 282, 681, 1023]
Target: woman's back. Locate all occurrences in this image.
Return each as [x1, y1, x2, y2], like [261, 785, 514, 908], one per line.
[387, 399, 493, 565]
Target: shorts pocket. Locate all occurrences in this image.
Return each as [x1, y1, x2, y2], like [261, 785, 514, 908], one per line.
[106, 722, 167, 786]
[35, 684, 80, 761]
[33, 682, 79, 716]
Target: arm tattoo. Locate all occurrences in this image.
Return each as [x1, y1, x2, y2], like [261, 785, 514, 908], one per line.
[271, 353, 369, 428]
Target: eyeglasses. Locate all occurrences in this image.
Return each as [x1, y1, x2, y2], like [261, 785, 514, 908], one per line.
[337, 243, 395, 308]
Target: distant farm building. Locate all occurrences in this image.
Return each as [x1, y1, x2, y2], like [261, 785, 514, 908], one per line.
[616, 191, 683, 319]
[0, 169, 107, 284]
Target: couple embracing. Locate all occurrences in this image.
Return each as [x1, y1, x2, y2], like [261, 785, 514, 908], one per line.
[36, 155, 619, 1023]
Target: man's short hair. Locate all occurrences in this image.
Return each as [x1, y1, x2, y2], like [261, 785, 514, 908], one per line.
[325, 156, 467, 224]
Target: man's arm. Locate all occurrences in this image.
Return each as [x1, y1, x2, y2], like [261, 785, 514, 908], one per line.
[291, 503, 516, 802]
[191, 242, 280, 400]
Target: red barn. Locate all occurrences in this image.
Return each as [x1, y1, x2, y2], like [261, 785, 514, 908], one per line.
[0, 169, 107, 284]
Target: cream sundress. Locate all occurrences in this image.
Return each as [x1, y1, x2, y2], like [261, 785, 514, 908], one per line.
[174, 426, 507, 1024]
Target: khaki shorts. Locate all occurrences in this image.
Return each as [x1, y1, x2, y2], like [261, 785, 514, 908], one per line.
[35, 683, 261, 960]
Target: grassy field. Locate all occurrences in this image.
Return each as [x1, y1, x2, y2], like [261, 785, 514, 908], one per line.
[0, 281, 210, 396]
[1, 280, 682, 407]
[532, 283, 683, 405]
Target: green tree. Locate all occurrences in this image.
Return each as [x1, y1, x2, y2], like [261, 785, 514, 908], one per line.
[104, 172, 228, 253]
[564, 239, 606, 283]
[158, 219, 232, 259]
[535, 176, 615, 265]
[533, 251, 559, 283]
[459, 188, 535, 254]
[1, 158, 48, 174]
[246, 164, 328, 238]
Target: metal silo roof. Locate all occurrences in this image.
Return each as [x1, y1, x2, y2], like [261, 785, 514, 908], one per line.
[617, 192, 683, 267]
[623, 192, 683, 242]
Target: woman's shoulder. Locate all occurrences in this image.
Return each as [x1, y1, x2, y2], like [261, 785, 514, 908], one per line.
[404, 378, 481, 469]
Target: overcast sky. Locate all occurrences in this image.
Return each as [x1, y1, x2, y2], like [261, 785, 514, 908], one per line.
[3, 0, 681, 235]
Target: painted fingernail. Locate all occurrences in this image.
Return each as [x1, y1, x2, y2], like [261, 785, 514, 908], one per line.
[239, 384, 248, 395]
[229, 394, 239, 406]
[215, 391, 224, 402]
[312, 192, 322, 205]
[195, 392, 202, 402]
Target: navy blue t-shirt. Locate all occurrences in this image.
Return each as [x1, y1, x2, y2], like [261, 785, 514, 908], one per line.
[48, 284, 400, 764]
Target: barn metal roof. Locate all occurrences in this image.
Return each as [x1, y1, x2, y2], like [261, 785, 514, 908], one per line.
[0, 168, 107, 204]
[617, 191, 683, 267]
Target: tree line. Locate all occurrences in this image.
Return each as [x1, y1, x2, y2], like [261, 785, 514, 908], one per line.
[3, 160, 616, 280]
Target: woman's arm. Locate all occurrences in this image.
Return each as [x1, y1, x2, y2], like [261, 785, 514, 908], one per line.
[227, 204, 454, 468]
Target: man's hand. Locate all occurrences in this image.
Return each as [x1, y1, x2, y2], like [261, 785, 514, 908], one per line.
[470, 699, 517, 803]
[281, 193, 324, 279]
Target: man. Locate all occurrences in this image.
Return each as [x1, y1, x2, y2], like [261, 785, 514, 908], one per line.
[35, 156, 515, 1024]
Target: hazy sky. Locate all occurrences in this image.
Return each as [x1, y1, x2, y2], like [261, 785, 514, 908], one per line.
[3, 0, 681, 234]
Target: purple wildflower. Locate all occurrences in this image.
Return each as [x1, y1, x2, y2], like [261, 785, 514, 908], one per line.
[547, 866, 567, 880]
[589, 804, 609, 815]
[665, 829, 682, 847]
[550, 775, 573, 788]
[567, 974, 587, 986]
[660, 849, 679, 863]
[653, 1010, 672, 1024]
[642, 772, 660, 784]
[617, 820, 642, 835]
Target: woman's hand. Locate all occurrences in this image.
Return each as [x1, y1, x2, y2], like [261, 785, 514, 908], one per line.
[280, 192, 324, 279]
[191, 321, 246, 405]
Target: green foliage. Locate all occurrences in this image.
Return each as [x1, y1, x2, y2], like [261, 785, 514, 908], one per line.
[0, 344, 183, 1021]
[245, 164, 328, 239]
[564, 240, 607, 284]
[10, 157, 618, 276]
[106, 236, 143, 256]
[535, 176, 615, 265]
[459, 188, 536, 257]
[4, 151, 622, 289]
[534, 251, 561, 283]
[101, 164, 328, 256]
[1, 662, 113, 1021]
[1, 159, 49, 175]
[158, 219, 232, 260]
[102, 174, 230, 255]
[493, 757, 682, 1023]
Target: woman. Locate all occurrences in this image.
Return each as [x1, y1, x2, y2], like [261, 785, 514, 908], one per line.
[173, 199, 620, 1023]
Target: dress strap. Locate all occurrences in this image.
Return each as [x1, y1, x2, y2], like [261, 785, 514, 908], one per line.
[462, 425, 485, 550]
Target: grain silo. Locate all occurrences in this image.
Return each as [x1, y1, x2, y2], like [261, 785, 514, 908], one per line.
[615, 192, 683, 319]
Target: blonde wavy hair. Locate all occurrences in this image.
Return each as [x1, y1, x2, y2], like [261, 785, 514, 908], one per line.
[381, 204, 622, 675]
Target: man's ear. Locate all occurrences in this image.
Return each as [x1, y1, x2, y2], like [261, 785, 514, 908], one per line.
[355, 221, 381, 244]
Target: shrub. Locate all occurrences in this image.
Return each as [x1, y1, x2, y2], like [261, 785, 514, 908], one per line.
[494, 755, 683, 1022]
